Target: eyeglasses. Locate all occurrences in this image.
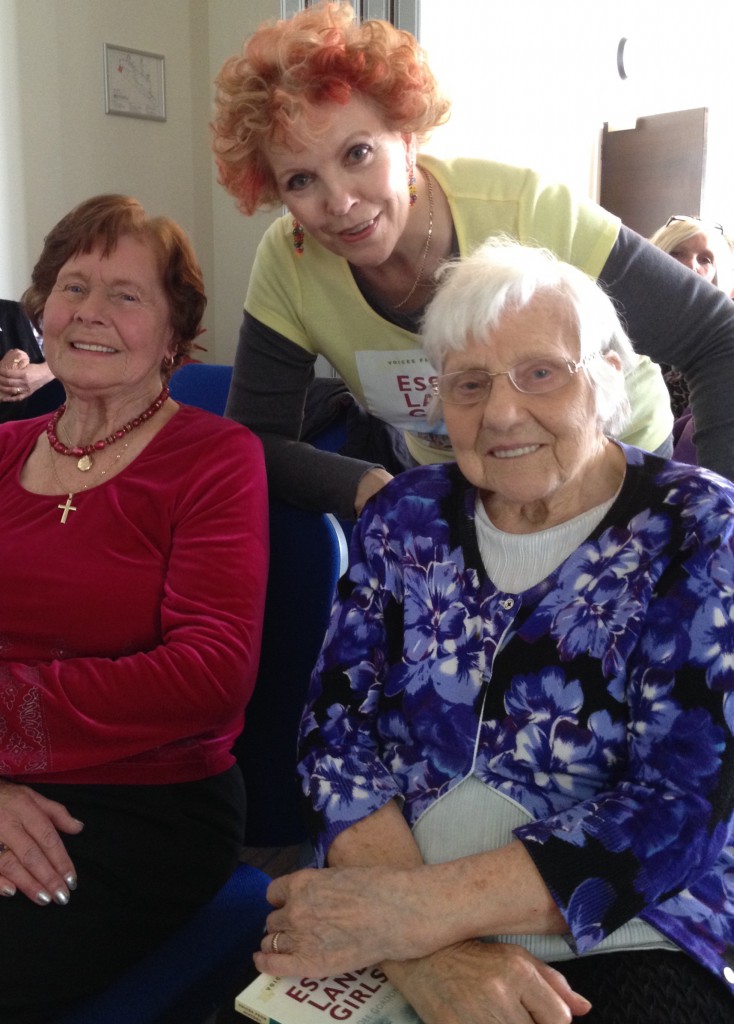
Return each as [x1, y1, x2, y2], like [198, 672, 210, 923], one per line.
[665, 215, 724, 234]
[434, 356, 591, 406]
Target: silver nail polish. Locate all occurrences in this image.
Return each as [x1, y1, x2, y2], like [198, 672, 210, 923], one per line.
[65, 874, 78, 891]
[36, 890, 52, 905]
[54, 889, 70, 906]
[1, 885, 15, 897]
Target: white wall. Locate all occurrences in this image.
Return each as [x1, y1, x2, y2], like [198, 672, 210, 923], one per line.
[0, 0, 280, 363]
[420, 0, 603, 196]
[2, 0, 732, 365]
[0, 1, 29, 287]
[207, 0, 279, 365]
[1, 2, 206, 289]
[420, 0, 734, 228]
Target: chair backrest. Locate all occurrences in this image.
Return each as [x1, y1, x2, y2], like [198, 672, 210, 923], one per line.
[235, 498, 347, 846]
[169, 362, 233, 416]
[168, 362, 349, 846]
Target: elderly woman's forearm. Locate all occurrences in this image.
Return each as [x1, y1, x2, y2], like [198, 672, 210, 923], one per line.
[431, 841, 567, 941]
[327, 799, 425, 869]
[326, 802, 566, 953]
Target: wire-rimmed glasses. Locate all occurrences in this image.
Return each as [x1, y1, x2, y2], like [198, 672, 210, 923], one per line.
[433, 356, 590, 406]
[665, 215, 724, 234]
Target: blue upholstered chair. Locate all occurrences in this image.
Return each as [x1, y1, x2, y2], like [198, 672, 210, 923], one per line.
[171, 361, 348, 846]
[56, 863, 271, 1024]
[173, 361, 349, 845]
[236, 498, 347, 847]
[169, 361, 234, 415]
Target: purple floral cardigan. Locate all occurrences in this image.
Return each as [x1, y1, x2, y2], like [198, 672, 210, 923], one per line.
[297, 447, 734, 994]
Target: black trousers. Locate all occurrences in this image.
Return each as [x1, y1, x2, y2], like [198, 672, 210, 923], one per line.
[548, 949, 733, 1023]
[0, 767, 245, 1023]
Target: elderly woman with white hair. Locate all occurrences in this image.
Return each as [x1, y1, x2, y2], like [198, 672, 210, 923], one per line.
[254, 240, 734, 1024]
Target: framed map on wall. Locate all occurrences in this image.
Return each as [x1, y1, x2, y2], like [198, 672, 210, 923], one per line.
[104, 44, 166, 122]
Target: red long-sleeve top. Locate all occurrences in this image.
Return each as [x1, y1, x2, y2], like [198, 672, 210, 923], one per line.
[0, 404, 268, 785]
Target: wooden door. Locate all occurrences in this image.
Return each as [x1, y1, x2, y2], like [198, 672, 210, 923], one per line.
[600, 108, 707, 238]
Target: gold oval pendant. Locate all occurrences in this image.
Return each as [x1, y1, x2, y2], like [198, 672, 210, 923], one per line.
[77, 454, 93, 472]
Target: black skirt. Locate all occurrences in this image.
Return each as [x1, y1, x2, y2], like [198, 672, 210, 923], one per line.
[549, 948, 733, 1023]
[0, 767, 245, 1023]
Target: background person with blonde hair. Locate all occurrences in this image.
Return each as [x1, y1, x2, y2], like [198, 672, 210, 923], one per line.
[649, 215, 733, 295]
[650, 214, 733, 462]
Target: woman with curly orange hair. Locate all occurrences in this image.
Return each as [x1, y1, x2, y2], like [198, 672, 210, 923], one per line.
[212, 1, 734, 519]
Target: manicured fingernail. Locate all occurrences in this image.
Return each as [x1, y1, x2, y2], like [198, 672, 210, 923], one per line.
[1, 884, 15, 897]
[54, 889, 70, 906]
[65, 874, 77, 891]
[36, 890, 52, 905]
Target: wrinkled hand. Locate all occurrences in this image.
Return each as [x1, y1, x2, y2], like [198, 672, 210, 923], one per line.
[0, 349, 54, 402]
[386, 940, 591, 1024]
[255, 864, 453, 977]
[254, 867, 591, 1024]
[0, 780, 84, 906]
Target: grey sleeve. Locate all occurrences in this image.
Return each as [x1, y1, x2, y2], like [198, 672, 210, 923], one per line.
[225, 312, 380, 520]
[599, 225, 734, 481]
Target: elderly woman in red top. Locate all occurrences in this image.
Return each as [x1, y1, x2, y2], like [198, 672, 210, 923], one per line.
[0, 195, 268, 1023]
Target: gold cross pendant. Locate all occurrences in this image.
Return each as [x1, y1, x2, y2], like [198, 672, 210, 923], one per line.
[58, 494, 77, 524]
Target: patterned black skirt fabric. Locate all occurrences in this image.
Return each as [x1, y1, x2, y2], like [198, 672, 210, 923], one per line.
[548, 949, 732, 1023]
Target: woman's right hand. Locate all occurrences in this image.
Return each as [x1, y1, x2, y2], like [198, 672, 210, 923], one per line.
[0, 780, 83, 906]
[354, 467, 394, 516]
[386, 940, 592, 1024]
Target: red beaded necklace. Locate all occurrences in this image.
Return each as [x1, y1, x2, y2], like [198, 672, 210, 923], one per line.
[46, 384, 170, 472]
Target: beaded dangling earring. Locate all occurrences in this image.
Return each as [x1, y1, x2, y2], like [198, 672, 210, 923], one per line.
[292, 218, 305, 256]
[408, 164, 418, 208]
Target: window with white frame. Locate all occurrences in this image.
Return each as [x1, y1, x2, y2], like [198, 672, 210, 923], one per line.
[281, 0, 419, 35]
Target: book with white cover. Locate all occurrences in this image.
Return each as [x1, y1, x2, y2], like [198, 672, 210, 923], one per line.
[235, 966, 423, 1023]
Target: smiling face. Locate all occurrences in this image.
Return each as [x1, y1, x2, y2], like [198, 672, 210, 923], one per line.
[265, 94, 413, 267]
[442, 292, 623, 531]
[41, 235, 174, 399]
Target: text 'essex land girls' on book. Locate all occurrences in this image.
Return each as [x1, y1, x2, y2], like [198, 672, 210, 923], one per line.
[235, 965, 423, 1023]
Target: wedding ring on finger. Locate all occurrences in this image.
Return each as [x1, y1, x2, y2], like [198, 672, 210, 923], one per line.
[271, 930, 283, 954]
[15, 388, 21, 395]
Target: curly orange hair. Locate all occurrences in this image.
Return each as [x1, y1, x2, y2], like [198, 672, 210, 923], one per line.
[211, 1, 450, 215]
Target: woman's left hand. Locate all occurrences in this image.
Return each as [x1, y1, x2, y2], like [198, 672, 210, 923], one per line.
[384, 940, 592, 1024]
[255, 864, 449, 976]
[0, 349, 54, 402]
[0, 780, 84, 906]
